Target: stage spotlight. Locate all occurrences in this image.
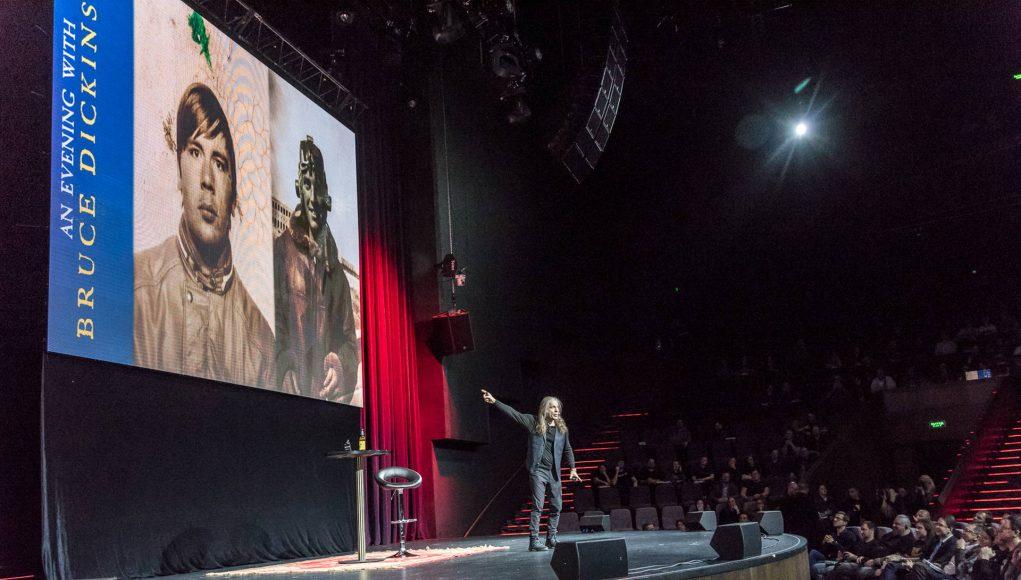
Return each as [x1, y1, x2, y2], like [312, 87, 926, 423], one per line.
[794, 121, 808, 138]
[429, 0, 466, 44]
[489, 37, 525, 78]
[336, 10, 355, 25]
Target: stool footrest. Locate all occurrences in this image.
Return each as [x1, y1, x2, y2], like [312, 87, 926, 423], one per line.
[391, 518, 418, 524]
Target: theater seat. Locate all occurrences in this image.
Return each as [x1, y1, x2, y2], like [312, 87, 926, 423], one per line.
[654, 483, 678, 507]
[635, 506, 658, 530]
[610, 508, 634, 531]
[661, 505, 685, 530]
[559, 511, 580, 533]
[629, 485, 652, 508]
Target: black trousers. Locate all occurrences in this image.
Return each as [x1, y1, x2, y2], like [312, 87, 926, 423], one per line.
[529, 470, 562, 538]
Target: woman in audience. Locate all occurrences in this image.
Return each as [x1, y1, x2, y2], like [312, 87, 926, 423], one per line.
[812, 483, 836, 521]
[875, 488, 898, 526]
[911, 518, 937, 559]
[718, 496, 741, 525]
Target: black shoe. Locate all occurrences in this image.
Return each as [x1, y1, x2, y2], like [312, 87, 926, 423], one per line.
[529, 537, 549, 552]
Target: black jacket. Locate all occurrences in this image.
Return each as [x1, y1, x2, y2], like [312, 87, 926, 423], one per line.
[921, 535, 958, 568]
[493, 400, 576, 476]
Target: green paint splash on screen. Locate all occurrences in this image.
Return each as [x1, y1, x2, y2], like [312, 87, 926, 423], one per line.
[188, 12, 212, 67]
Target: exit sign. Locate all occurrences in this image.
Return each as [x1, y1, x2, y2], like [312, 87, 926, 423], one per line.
[929, 420, 946, 429]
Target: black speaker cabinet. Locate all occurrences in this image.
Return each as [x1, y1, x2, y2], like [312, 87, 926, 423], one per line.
[578, 514, 611, 532]
[431, 310, 474, 356]
[755, 510, 784, 535]
[685, 510, 717, 531]
[710, 522, 762, 560]
[550, 537, 628, 580]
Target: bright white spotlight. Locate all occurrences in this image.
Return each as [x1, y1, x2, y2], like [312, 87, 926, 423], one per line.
[794, 121, 809, 138]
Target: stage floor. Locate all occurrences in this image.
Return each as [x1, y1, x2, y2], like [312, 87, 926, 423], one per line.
[174, 531, 806, 579]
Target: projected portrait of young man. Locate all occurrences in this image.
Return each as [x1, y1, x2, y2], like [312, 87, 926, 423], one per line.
[273, 136, 359, 404]
[133, 82, 275, 385]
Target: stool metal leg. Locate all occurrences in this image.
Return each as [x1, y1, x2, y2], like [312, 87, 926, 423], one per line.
[390, 489, 417, 558]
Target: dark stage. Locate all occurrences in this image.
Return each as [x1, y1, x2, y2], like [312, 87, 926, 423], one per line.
[170, 531, 807, 579]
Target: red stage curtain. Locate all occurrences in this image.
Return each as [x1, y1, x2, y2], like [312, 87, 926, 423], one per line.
[358, 109, 435, 544]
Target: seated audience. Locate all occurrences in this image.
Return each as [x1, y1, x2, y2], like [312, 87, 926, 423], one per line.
[842, 488, 864, 526]
[741, 455, 758, 482]
[637, 457, 667, 485]
[667, 459, 686, 483]
[722, 456, 741, 481]
[870, 368, 897, 394]
[813, 484, 837, 521]
[810, 511, 864, 579]
[740, 469, 769, 502]
[718, 496, 741, 525]
[591, 464, 614, 488]
[613, 459, 636, 505]
[710, 472, 740, 509]
[691, 455, 715, 496]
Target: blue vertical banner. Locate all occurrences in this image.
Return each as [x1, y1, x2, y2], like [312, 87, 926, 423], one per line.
[48, 0, 134, 364]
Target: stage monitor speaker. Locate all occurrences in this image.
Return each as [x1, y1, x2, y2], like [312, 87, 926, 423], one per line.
[578, 514, 611, 532]
[685, 510, 717, 531]
[430, 310, 474, 357]
[755, 510, 784, 535]
[550, 537, 628, 580]
[710, 522, 762, 560]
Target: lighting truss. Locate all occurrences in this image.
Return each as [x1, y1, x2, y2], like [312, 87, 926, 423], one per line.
[185, 0, 368, 124]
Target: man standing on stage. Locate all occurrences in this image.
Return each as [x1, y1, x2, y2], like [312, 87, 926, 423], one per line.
[482, 389, 582, 551]
[274, 136, 359, 403]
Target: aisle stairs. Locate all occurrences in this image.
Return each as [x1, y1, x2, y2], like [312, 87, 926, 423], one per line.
[940, 383, 1021, 520]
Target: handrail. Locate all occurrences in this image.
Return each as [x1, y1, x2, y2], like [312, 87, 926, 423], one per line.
[462, 465, 525, 538]
[938, 378, 1014, 508]
[802, 434, 845, 483]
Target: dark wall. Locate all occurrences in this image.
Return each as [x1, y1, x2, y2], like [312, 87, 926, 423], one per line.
[419, 46, 620, 537]
[0, 0, 51, 576]
[41, 354, 361, 578]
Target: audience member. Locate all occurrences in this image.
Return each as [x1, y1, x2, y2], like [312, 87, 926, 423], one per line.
[842, 488, 865, 526]
[810, 511, 863, 579]
[722, 457, 741, 481]
[813, 484, 837, 521]
[667, 459, 686, 483]
[637, 458, 667, 485]
[711, 472, 740, 509]
[934, 333, 958, 356]
[719, 496, 741, 525]
[667, 418, 692, 464]
[740, 469, 769, 502]
[691, 455, 715, 496]
[870, 368, 897, 394]
[591, 464, 614, 488]
[613, 459, 636, 505]
[903, 516, 957, 579]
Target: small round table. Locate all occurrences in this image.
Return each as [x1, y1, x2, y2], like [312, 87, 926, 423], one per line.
[327, 448, 390, 562]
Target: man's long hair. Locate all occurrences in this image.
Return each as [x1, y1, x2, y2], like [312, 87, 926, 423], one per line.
[535, 396, 568, 436]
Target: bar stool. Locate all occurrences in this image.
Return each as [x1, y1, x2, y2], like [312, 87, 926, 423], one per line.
[373, 466, 423, 558]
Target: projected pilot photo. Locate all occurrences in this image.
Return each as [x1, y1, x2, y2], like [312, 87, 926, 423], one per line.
[271, 75, 362, 406]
